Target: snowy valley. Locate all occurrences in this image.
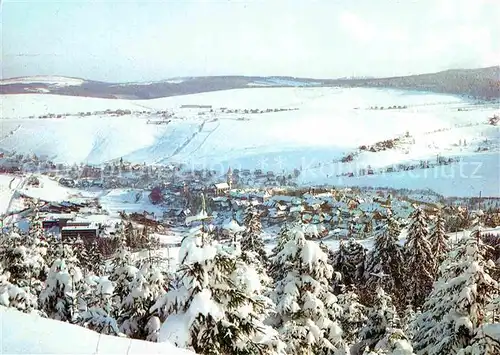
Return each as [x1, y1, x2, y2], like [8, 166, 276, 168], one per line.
[1, 87, 499, 197]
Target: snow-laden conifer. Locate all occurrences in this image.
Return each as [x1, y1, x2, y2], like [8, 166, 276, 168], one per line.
[362, 328, 416, 355]
[108, 236, 138, 313]
[241, 206, 267, 266]
[154, 226, 285, 354]
[337, 286, 367, 345]
[458, 324, 500, 355]
[404, 207, 434, 308]
[413, 216, 499, 355]
[119, 260, 169, 340]
[428, 209, 449, 276]
[364, 211, 405, 306]
[39, 244, 84, 322]
[0, 270, 38, 312]
[78, 276, 121, 336]
[401, 304, 419, 341]
[1, 230, 46, 294]
[270, 228, 348, 354]
[357, 287, 401, 352]
[332, 238, 367, 287]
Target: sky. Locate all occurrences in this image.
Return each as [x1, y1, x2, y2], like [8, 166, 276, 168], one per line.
[1, 0, 499, 83]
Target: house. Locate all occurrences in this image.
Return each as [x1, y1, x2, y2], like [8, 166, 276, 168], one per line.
[42, 220, 60, 230]
[213, 182, 230, 195]
[180, 104, 213, 109]
[58, 178, 75, 188]
[212, 196, 231, 210]
[42, 214, 74, 230]
[290, 205, 304, 214]
[39, 201, 82, 214]
[65, 220, 92, 228]
[61, 225, 99, 242]
[149, 186, 163, 204]
[174, 208, 191, 220]
[276, 203, 288, 212]
[267, 208, 287, 222]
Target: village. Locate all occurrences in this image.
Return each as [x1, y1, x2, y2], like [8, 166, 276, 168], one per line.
[6, 102, 300, 122]
[2, 148, 500, 263]
[1, 105, 499, 259]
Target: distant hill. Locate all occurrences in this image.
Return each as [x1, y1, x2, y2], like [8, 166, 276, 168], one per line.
[328, 66, 500, 100]
[1, 67, 498, 100]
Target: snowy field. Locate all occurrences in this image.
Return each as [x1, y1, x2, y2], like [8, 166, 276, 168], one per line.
[0, 307, 194, 354]
[0, 175, 19, 215]
[98, 189, 165, 218]
[0, 75, 85, 87]
[1, 88, 499, 196]
[300, 151, 500, 197]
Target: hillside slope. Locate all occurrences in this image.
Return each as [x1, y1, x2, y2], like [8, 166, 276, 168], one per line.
[1, 67, 498, 100]
[333, 66, 500, 100]
[0, 87, 498, 197]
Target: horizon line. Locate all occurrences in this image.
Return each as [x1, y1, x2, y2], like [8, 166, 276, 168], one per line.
[1, 65, 498, 85]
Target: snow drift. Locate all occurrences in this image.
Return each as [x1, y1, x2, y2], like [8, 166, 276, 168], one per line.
[0, 307, 194, 354]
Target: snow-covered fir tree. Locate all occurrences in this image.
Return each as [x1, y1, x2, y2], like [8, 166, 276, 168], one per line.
[269, 222, 297, 281]
[270, 228, 348, 355]
[272, 223, 293, 256]
[458, 324, 500, 355]
[0, 229, 46, 298]
[458, 294, 500, 354]
[332, 241, 350, 283]
[39, 243, 84, 322]
[77, 276, 121, 336]
[336, 285, 367, 346]
[153, 227, 284, 355]
[401, 304, 420, 341]
[86, 238, 104, 275]
[332, 238, 367, 287]
[364, 211, 405, 307]
[241, 206, 267, 266]
[108, 237, 139, 317]
[428, 209, 449, 277]
[362, 328, 415, 355]
[413, 218, 499, 355]
[404, 207, 434, 308]
[72, 237, 91, 275]
[28, 200, 45, 240]
[356, 287, 402, 353]
[0, 269, 38, 312]
[119, 259, 169, 340]
[480, 232, 500, 281]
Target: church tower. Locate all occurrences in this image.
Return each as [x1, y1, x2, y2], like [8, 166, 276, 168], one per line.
[226, 166, 233, 190]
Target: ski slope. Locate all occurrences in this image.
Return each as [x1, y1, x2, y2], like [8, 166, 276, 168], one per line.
[0, 307, 194, 354]
[0, 87, 498, 196]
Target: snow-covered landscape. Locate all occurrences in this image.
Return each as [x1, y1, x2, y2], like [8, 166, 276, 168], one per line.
[1, 87, 498, 197]
[0, 83, 499, 354]
[2, 0, 500, 354]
